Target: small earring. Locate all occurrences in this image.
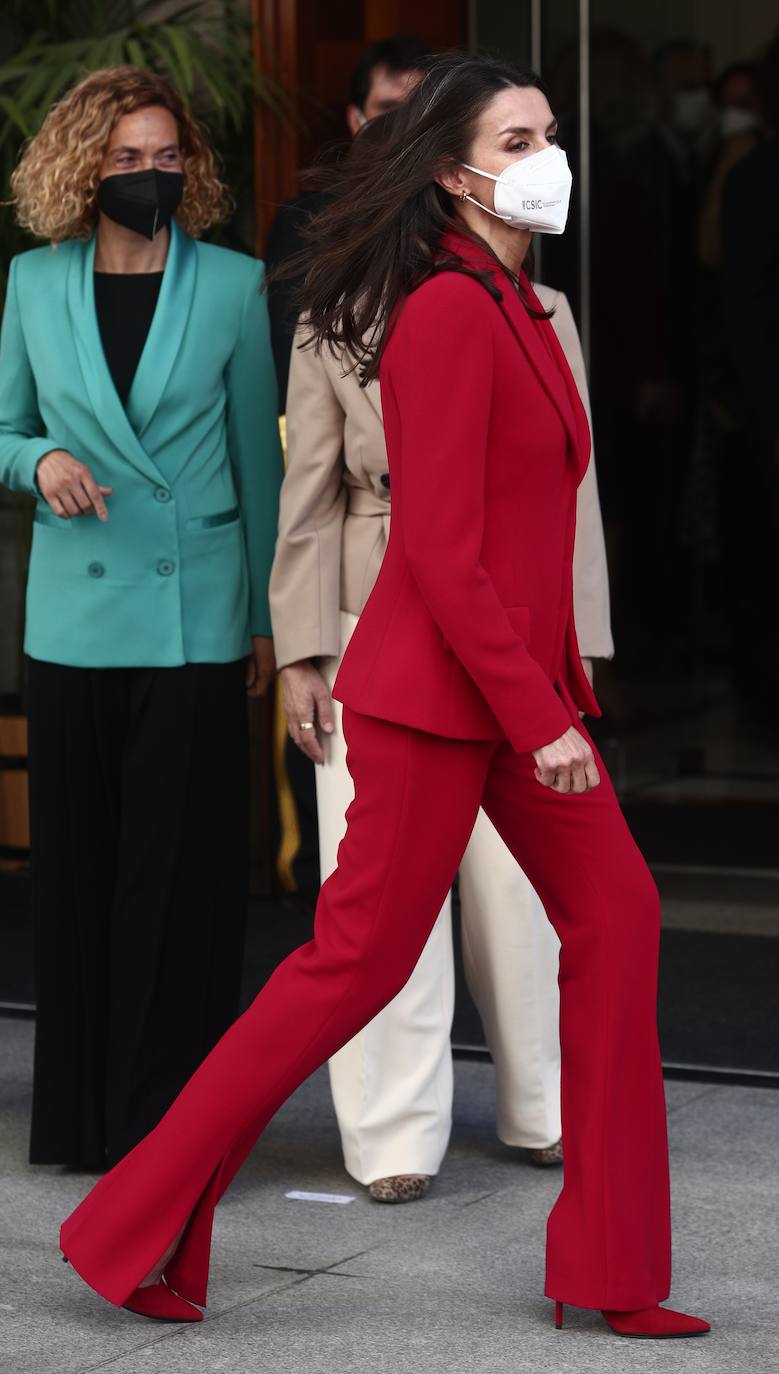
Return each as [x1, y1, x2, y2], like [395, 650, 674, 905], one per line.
[460, 188, 467, 201]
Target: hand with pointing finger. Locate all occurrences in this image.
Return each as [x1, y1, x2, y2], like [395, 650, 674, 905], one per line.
[36, 449, 113, 522]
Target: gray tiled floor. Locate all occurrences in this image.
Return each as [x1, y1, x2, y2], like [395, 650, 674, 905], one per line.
[1, 1018, 777, 1374]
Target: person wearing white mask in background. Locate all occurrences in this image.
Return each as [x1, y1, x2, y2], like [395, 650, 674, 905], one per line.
[270, 56, 613, 1206]
[652, 39, 718, 171]
[700, 61, 762, 270]
[716, 61, 761, 138]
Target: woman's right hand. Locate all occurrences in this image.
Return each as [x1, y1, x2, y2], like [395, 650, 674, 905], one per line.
[36, 449, 113, 521]
[281, 661, 335, 764]
[533, 725, 600, 794]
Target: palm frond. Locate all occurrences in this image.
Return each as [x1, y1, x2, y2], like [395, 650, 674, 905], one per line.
[0, 2, 279, 136]
[0, 0, 293, 290]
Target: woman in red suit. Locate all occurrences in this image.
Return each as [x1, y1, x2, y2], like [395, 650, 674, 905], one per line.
[60, 54, 710, 1339]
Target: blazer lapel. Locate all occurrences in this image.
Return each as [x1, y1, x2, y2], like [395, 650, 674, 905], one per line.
[66, 235, 164, 485]
[126, 221, 197, 438]
[440, 229, 590, 479]
[495, 276, 586, 474]
[522, 278, 592, 481]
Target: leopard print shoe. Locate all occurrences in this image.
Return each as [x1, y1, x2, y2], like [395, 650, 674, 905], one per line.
[367, 1174, 432, 1203]
[527, 1137, 563, 1167]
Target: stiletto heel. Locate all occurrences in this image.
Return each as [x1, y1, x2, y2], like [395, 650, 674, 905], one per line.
[555, 1300, 564, 1329]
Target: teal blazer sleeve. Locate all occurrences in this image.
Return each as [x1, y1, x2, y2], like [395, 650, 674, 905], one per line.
[0, 257, 58, 495]
[226, 262, 284, 638]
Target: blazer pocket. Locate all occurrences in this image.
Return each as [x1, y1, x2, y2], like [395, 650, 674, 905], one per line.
[185, 505, 240, 531]
[504, 604, 531, 643]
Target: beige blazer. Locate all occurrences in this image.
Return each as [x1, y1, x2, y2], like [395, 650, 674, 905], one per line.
[270, 285, 613, 670]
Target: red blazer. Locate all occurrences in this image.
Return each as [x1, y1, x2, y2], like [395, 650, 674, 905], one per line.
[333, 228, 601, 754]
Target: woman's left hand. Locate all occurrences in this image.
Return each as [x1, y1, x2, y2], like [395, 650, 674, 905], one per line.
[246, 636, 276, 697]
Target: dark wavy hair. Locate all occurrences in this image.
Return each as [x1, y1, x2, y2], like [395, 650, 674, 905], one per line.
[290, 52, 553, 383]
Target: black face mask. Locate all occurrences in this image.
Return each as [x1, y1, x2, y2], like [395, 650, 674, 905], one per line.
[96, 169, 184, 240]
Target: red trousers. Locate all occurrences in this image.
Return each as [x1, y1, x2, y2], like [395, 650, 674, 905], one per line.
[61, 707, 672, 1312]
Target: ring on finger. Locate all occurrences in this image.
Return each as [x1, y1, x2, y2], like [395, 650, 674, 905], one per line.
[298, 722, 314, 731]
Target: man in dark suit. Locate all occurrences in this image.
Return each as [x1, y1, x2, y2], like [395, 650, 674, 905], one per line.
[264, 34, 429, 409]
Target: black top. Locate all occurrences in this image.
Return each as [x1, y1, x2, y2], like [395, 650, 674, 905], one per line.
[94, 271, 164, 406]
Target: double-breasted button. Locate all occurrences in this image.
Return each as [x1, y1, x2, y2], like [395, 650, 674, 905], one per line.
[380, 473, 390, 489]
[154, 487, 172, 503]
[157, 559, 176, 577]
[87, 561, 104, 578]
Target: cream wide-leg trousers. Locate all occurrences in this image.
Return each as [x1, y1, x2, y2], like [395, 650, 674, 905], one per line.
[316, 612, 562, 1184]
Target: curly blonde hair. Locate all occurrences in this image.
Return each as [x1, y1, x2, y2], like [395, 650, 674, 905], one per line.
[11, 66, 231, 242]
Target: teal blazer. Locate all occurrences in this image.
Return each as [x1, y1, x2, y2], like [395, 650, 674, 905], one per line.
[0, 221, 284, 667]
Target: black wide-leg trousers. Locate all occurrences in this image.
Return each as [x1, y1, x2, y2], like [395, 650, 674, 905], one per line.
[26, 657, 249, 1169]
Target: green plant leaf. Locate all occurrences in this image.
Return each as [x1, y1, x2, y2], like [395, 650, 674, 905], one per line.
[0, 95, 33, 138]
[125, 36, 147, 70]
[0, 0, 299, 285]
[160, 26, 196, 93]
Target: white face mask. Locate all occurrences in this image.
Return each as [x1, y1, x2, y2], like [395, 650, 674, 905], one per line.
[720, 105, 759, 138]
[461, 145, 573, 234]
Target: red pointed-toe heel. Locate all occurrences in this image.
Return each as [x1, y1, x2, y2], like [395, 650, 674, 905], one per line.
[601, 1305, 710, 1338]
[122, 1280, 203, 1323]
[554, 1300, 710, 1339]
[62, 1252, 201, 1323]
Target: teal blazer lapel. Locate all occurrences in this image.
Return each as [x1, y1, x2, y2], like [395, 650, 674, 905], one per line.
[67, 235, 163, 484]
[126, 221, 197, 438]
[66, 222, 197, 482]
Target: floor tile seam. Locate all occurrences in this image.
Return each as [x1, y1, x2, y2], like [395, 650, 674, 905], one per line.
[252, 1228, 455, 1281]
[665, 1084, 722, 1116]
[310, 1185, 534, 1246]
[64, 1271, 317, 1374]
[705, 1083, 779, 1103]
[320, 1240, 390, 1271]
[668, 1082, 779, 1117]
[324, 1216, 551, 1272]
[209, 1217, 482, 1272]
[249, 1240, 394, 1282]
[298, 1225, 500, 1275]
[171, 1268, 345, 1327]
[63, 1324, 198, 1374]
